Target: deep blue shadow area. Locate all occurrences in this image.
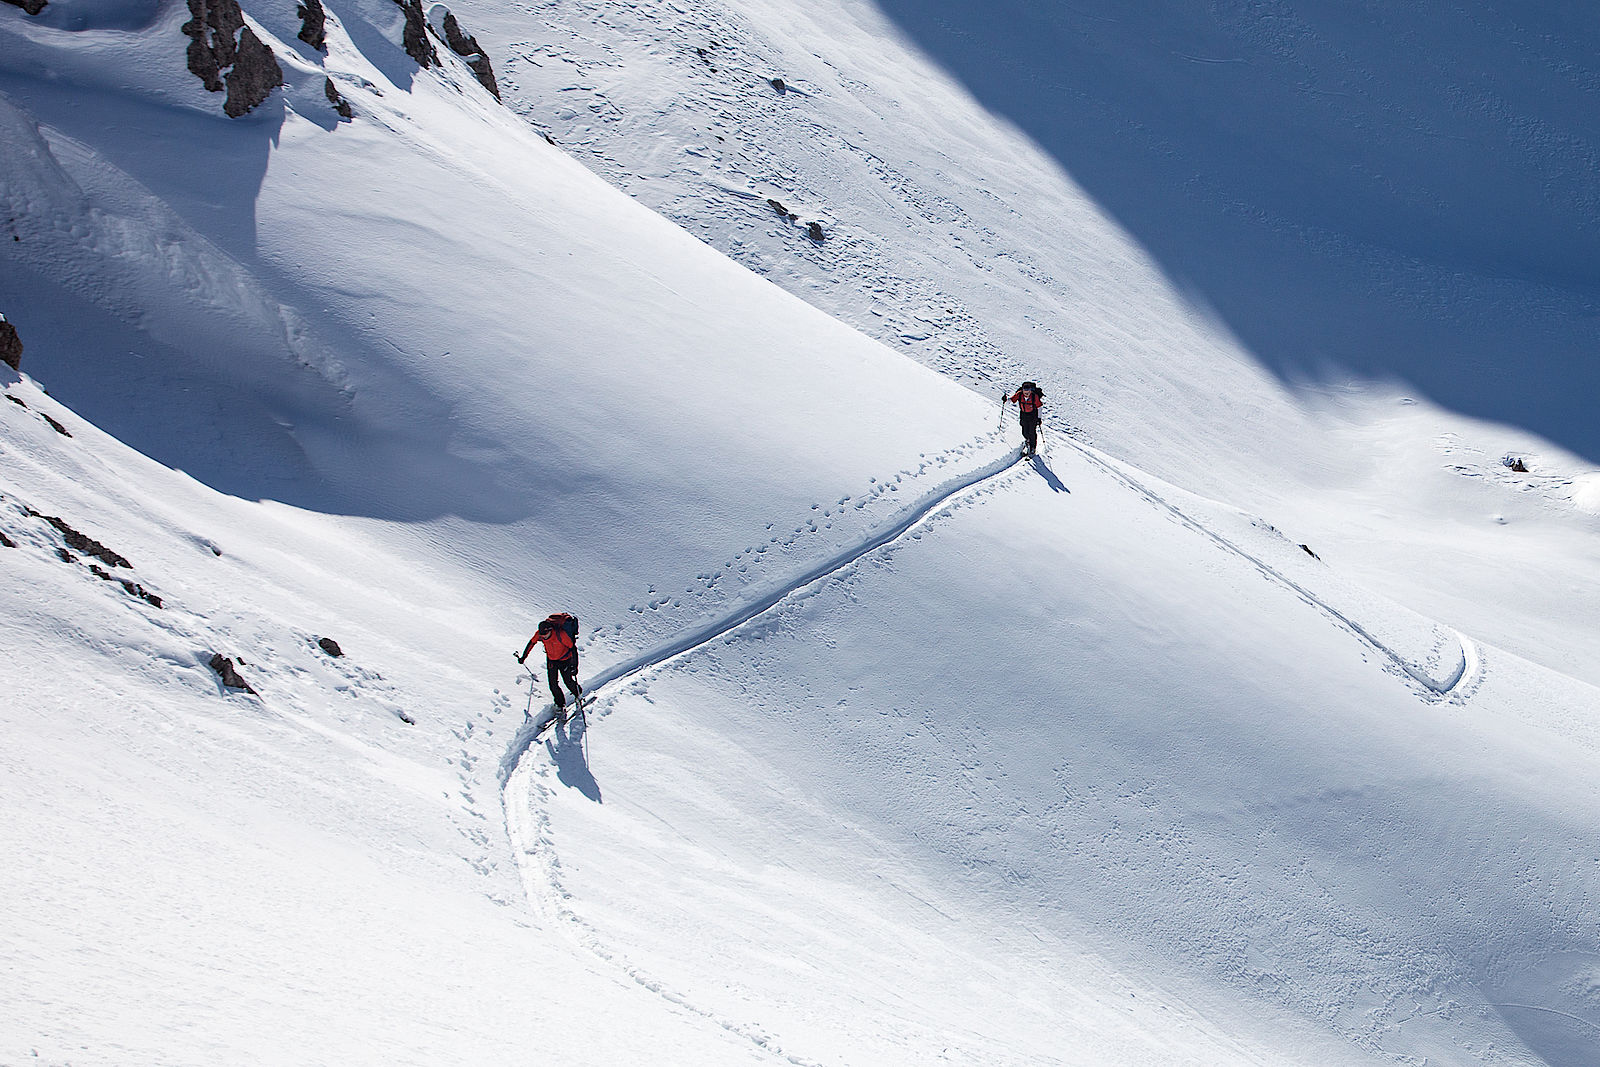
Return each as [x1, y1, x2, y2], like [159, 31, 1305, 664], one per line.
[0, 69, 548, 522]
[874, 0, 1600, 461]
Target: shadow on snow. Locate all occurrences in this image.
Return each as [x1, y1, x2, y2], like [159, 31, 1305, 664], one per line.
[873, 0, 1600, 462]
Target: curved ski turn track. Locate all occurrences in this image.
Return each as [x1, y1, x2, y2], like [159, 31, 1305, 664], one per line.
[1056, 431, 1478, 699]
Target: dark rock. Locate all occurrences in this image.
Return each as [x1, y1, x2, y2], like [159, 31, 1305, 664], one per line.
[440, 11, 499, 100]
[1299, 544, 1320, 560]
[770, 77, 786, 93]
[41, 412, 70, 437]
[317, 636, 344, 658]
[56, 547, 75, 563]
[208, 654, 256, 694]
[0, 315, 21, 371]
[1505, 455, 1529, 473]
[0, 531, 15, 549]
[90, 563, 112, 580]
[120, 580, 163, 608]
[807, 221, 826, 242]
[5, 394, 25, 408]
[396, 709, 416, 725]
[324, 77, 353, 119]
[767, 198, 789, 217]
[297, 0, 327, 51]
[224, 27, 283, 117]
[43, 515, 130, 568]
[3, 0, 48, 16]
[183, 0, 245, 94]
[182, 0, 281, 116]
[395, 0, 438, 68]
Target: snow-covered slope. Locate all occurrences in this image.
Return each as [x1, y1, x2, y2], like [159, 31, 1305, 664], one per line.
[4, 1, 1600, 1065]
[473, 0, 1600, 688]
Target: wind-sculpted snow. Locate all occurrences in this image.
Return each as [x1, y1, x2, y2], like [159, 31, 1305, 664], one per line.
[7, 0, 1600, 1062]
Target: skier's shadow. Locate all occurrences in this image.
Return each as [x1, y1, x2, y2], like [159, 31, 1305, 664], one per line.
[1032, 454, 1070, 493]
[517, 675, 602, 802]
[546, 716, 602, 803]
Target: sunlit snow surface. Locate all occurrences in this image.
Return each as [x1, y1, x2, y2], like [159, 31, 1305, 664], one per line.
[4, 1, 1600, 1065]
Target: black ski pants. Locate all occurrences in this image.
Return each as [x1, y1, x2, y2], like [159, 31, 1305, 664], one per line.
[546, 652, 581, 706]
[1020, 410, 1040, 453]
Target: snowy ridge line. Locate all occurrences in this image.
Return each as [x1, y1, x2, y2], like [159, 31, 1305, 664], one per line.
[1055, 425, 1475, 697]
[498, 443, 1025, 783]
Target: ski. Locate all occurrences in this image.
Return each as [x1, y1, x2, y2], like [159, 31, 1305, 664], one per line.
[532, 693, 586, 740]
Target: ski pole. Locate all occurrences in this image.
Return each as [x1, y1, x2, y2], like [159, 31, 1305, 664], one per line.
[998, 390, 1007, 433]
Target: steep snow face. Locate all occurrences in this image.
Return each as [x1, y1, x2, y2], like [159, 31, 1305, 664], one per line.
[475, 0, 1600, 461]
[468, 0, 1600, 697]
[871, 0, 1600, 451]
[5, 2, 1600, 1067]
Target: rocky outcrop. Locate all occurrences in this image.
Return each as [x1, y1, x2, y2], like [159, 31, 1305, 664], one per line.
[208, 653, 256, 694]
[0, 314, 21, 371]
[395, 0, 438, 68]
[296, 0, 326, 51]
[3, 0, 48, 16]
[438, 10, 500, 100]
[183, 0, 245, 93]
[223, 26, 283, 117]
[41, 515, 132, 568]
[182, 0, 283, 117]
[317, 637, 343, 657]
[324, 78, 353, 120]
[89, 564, 164, 608]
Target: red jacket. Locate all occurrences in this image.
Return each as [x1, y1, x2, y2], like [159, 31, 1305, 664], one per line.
[1008, 386, 1044, 414]
[523, 626, 575, 663]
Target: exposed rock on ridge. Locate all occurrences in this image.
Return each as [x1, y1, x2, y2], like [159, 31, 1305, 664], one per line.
[438, 9, 500, 100]
[0, 314, 21, 371]
[297, 0, 327, 52]
[395, 0, 438, 68]
[182, 0, 283, 117]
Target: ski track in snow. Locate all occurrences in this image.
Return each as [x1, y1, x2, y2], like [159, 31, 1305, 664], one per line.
[1054, 425, 1480, 701]
[499, 442, 1027, 782]
[500, 441, 1029, 1063]
[500, 425, 1483, 1052]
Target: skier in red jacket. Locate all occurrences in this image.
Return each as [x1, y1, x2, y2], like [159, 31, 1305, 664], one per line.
[518, 613, 583, 717]
[1006, 380, 1045, 456]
